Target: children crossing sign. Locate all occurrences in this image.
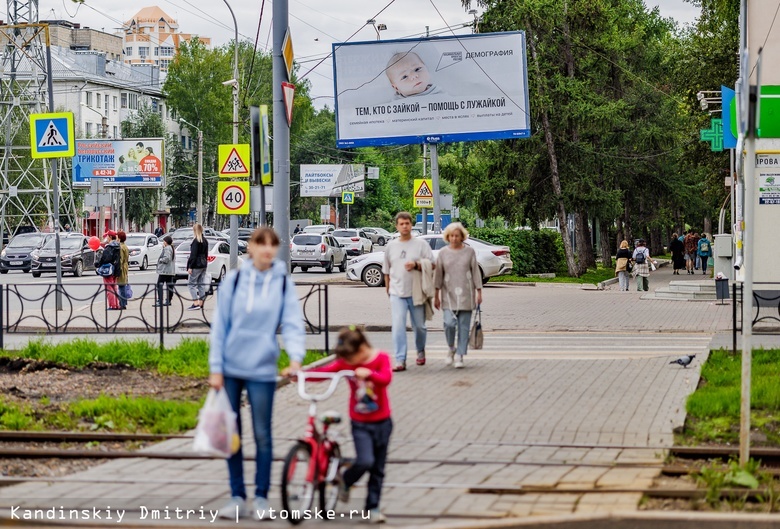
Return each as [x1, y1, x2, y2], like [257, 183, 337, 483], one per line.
[414, 178, 434, 208]
[30, 112, 75, 159]
[218, 144, 251, 177]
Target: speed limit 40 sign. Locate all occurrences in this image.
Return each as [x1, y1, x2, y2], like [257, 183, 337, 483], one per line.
[217, 181, 250, 215]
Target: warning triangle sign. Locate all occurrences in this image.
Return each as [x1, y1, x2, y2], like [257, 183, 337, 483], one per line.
[220, 148, 249, 175]
[415, 180, 433, 198]
[39, 120, 66, 147]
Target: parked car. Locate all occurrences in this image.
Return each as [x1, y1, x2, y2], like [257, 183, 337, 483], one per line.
[170, 226, 220, 243]
[302, 224, 335, 235]
[213, 232, 249, 254]
[2, 225, 39, 246]
[332, 229, 373, 256]
[0, 233, 54, 273]
[125, 233, 163, 270]
[31, 234, 99, 277]
[361, 227, 393, 246]
[174, 237, 242, 283]
[346, 234, 513, 287]
[290, 233, 347, 273]
[218, 228, 254, 242]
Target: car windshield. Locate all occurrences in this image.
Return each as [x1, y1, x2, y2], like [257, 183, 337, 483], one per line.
[126, 236, 146, 247]
[293, 235, 321, 246]
[44, 237, 82, 250]
[332, 230, 356, 238]
[8, 235, 43, 248]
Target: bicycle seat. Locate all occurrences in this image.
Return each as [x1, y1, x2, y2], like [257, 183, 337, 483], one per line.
[320, 411, 342, 425]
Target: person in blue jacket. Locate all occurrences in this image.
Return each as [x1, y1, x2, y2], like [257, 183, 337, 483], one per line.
[697, 233, 713, 275]
[209, 227, 305, 520]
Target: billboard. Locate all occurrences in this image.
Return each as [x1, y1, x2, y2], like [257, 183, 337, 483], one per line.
[72, 139, 164, 187]
[300, 164, 365, 197]
[333, 31, 529, 147]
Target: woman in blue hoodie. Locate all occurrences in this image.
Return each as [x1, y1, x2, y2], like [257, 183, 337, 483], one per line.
[209, 227, 306, 520]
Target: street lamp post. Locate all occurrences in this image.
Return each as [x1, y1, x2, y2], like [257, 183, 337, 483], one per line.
[80, 103, 108, 138]
[367, 19, 387, 41]
[222, 0, 240, 270]
[180, 119, 204, 226]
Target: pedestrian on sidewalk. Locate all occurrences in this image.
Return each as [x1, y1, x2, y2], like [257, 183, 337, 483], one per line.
[683, 230, 697, 275]
[615, 240, 632, 291]
[187, 223, 208, 311]
[98, 231, 120, 310]
[154, 235, 175, 306]
[669, 233, 685, 275]
[693, 232, 703, 270]
[632, 239, 655, 292]
[297, 327, 392, 524]
[116, 231, 130, 310]
[209, 227, 306, 520]
[382, 212, 434, 372]
[697, 232, 712, 275]
[434, 222, 482, 368]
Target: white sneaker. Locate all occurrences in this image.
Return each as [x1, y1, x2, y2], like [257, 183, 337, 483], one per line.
[454, 355, 464, 369]
[217, 496, 247, 520]
[445, 348, 455, 366]
[252, 497, 271, 521]
[367, 509, 386, 524]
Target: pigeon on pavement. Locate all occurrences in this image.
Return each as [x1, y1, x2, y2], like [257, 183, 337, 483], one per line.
[670, 355, 696, 368]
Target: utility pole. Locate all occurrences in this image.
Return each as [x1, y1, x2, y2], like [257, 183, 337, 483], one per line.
[430, 143, 441, 233]
[222, 0, 240, 270]
[273, 0, 291, 264]
[197, 129, 203, 226]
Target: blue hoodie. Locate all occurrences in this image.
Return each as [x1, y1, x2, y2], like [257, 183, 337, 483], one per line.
[209, 259, 306, 382]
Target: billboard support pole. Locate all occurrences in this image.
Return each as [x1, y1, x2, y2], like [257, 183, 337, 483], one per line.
[260, 185, 266, 226]
[430, 143, 441, 233]
[272, 0, 291, 264]
[422, 144, 428, 235]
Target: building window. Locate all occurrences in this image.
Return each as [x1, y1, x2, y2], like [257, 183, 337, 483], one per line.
[85, 92, 92, 106]
[85, 123, 92, 137]
[154, 47, 159, 56]
[160, 59, 171, 70]
[160, 46, 174, 57]
[113, 96, 118, 111]
[171, 108, 177, 120]
[138, 46, 149, 58]
[181, 135, 186, 149]
[125, 46, 132, 56]
[104, 94, 109, 110]
[128, 93, 139, 110]
[113, 126, 118, 138]
[96, 92, 101, 108]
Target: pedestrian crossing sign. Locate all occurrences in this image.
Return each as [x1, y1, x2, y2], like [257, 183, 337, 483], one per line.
[342, 191, 354, 204]
[30, 112, 75, 159]
[218, 144, 251, 178]
[414, 178, 434, 208]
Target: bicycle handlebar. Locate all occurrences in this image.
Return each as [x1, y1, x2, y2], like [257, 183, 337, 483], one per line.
[296, 370, 355, 402]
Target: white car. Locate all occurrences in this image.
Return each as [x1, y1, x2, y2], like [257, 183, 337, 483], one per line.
[125, 232, 163, 270]
[331, 229, 372, 256]
[346, 234, 513, 287]
[361, 227, 393, 246]
[302, 224, 335, 235]
[174, 237, 242, 283]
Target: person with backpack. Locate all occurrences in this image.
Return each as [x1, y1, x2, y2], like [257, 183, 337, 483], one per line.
[697, 233, 712, 275]
[98, 231, 121, 310]
[632, 239, 655, 292]
[208, 227, 306, 520]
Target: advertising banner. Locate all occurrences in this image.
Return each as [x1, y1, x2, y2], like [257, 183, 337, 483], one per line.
[300, 164, 365, 197]
[72, 139, 164, 187]
[757, 152, 780, 205]
[333, 31, 530, 147]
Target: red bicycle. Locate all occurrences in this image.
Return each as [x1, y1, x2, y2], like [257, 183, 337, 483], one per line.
[281, 370, 354, 524]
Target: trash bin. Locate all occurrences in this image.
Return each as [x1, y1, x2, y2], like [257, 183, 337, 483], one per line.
[715, 278, 729, 304]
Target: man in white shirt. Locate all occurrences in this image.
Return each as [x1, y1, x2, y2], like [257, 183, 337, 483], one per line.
[383, 212, 434, 371]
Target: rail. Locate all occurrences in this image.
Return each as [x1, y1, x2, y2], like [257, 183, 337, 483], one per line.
[0, 280, 329, 352]
[732, 281, 780, 353]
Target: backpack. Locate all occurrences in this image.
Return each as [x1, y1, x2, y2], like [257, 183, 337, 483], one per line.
[100, 243, 120, 271]
[634, 249, 646, 265]
[700, 241, 710, 253]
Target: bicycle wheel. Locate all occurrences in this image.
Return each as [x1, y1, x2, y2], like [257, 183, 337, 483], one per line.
[281, 442, 315, 524]
[319, 444, 342, 513]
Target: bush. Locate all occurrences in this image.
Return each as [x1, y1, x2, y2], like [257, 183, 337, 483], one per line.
[469, 228, 565, 276]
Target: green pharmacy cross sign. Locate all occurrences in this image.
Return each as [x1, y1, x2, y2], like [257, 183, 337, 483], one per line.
[700, 118, 724, 152]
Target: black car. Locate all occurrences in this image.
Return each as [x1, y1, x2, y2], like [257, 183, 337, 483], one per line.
[31, 234, 99, 277]
[0, 233, 53, 273]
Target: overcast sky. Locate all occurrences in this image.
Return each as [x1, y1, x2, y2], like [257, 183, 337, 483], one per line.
[33, 0, 701, 106]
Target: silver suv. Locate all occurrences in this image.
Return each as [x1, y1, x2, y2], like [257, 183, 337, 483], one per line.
[291, 233, 347, 273]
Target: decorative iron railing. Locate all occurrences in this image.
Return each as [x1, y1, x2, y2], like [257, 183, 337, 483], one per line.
[732, 282, 780, 353]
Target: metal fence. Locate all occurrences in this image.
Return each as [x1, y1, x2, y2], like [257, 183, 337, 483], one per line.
[732, 282, 780, 353]
[0, 280, 329, 352]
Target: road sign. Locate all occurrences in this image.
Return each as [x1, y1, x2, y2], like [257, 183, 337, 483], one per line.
[282, 82, 295, 126]
[282, 29, 294, 81]
[367, 167, 380, 179]
[217, 181, 250, 214]
[30, 112, 75, 159]
[342, 191, 355, 204]
[250, 106, 272, 185]
[414, 178, 434, 208]
[320, 204, 330, 220]
[219, 144, 251, 177]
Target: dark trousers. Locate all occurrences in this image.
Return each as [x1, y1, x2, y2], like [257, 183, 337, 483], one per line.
[118, 284, 128, 309]
[156, 274, 175, 303]
[344, 418, 393, 510]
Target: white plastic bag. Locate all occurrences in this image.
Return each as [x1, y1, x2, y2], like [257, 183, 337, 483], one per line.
[192, 388, 240, 458]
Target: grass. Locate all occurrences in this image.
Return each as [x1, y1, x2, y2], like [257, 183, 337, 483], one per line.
[2, 338, 327, 378]
[489, 265, 615, 285]
[682, 349, 780, 445]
